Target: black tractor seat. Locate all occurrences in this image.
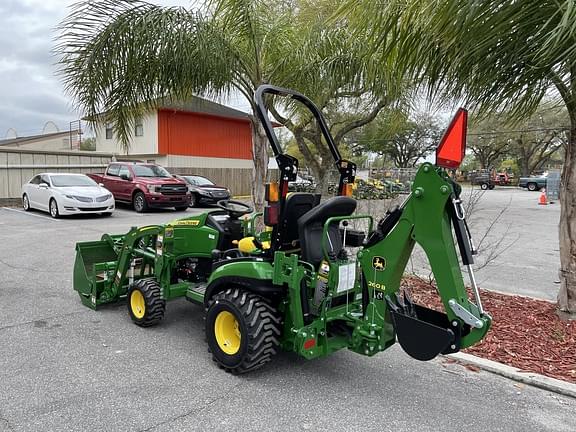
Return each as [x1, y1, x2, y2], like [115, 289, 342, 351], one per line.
[297, 196, 357, 268]
[276, 192, 321, 251]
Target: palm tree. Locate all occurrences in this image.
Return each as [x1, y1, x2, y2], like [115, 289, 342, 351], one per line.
[56, 0, 312, 211]
[344, 0, 576, 315]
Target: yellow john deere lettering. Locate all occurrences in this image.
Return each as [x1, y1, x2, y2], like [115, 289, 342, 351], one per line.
[368, 280, 386, 291]
[175, 220, 200, 226]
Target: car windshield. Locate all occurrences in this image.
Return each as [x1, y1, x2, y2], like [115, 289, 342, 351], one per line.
[185, 176, 214, 186]
[50, 175, 97, 187]
[132, 165, 171, 177]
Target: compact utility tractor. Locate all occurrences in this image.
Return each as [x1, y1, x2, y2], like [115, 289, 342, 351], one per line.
[74, 85, 491, 374]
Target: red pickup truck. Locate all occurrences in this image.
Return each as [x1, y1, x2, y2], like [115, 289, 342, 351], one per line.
[88, 162, 190, 212]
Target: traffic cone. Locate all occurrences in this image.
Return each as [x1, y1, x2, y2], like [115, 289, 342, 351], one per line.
[538, 189, 548, 205]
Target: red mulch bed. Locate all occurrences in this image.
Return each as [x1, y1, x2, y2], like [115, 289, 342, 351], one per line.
[401, 277, 576, 383]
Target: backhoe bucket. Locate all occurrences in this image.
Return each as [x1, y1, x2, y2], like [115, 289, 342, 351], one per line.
[386, 295, 462, 361]
[73, 240, 119, 309]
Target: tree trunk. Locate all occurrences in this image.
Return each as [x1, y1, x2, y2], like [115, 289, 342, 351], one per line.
[315, 156, 336, 195]
[250, 118, 268, 214]
[557, 121, 576, 316]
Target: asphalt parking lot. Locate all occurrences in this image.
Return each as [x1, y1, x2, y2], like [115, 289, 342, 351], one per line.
[409, 186, 561, 301]
[0, 201, 574, 431]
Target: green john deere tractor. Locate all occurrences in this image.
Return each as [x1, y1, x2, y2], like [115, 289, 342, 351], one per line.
[73, 85, 491, 374]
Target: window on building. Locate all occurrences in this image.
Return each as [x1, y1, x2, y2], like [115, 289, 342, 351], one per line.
[135, 119, 144, 137]
[105, 123, 113, 140]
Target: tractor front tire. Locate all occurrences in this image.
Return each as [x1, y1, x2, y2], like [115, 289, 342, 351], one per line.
[127, 279, 166, 327]
[206, 288, 281, 374]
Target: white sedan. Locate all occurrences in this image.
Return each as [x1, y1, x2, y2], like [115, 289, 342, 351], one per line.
[22, 173, 115, 218]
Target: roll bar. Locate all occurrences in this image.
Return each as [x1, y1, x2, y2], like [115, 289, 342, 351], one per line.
[254, 85, 356, 195]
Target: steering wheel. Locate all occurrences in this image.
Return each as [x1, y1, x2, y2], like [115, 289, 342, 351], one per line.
[217, 199, 253, 219]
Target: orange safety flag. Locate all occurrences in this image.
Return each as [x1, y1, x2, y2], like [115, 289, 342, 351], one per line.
[436, 108, 468, 169]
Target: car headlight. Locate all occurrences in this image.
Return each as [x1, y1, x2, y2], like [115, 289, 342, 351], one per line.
[147, 185, 160, 194]
[198, 190, 211, 196]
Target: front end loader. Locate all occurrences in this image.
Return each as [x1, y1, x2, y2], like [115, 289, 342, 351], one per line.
[73, 84, 491, 374]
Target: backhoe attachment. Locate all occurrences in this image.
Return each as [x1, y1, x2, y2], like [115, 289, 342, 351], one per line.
[358, 109, 491, 361]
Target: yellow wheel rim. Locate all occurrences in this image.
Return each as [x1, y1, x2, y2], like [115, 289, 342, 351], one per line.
[130, 290, 146, 319]
[214, 311, 241, 355]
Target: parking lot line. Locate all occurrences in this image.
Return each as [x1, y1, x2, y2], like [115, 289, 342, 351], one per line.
[1, 207, 62, 222]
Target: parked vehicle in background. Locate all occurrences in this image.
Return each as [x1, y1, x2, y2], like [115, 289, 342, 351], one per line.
[22, 173, 115, 218]
[469, 169, 495, 190]
[494, 172, 512, 185]
[177, 175, 231, 207]
[87, 162, 190, 212]
[518, 173, 548, 191]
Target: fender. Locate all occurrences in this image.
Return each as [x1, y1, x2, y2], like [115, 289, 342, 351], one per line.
[205, 259, 282, 305]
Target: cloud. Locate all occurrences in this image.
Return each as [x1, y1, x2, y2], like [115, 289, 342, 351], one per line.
[0, 0, 192, 138]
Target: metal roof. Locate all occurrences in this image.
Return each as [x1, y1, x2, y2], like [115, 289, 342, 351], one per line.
[0, 130, 79, 147]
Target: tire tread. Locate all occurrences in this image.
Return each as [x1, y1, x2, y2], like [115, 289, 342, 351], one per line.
[208, 287, 281, 374]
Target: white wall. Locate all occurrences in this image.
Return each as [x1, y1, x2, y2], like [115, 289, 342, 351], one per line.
[95, 112, 158, 155]
[2, 136, 71, 151]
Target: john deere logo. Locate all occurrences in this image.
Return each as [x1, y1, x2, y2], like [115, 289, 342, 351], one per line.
[372, 256, 386, 271]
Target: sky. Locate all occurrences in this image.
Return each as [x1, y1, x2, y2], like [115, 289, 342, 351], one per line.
[0, 0, 250, 139]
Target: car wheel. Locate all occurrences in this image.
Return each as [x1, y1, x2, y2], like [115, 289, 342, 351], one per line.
[527, 182, 538, 191]
[49, 199, 60, 218]
[175, 206, 188, 211]
[488, 184, 495, 190]
[133, 191, 148, 213]
[480, 183, 488, 190]
[189, 193, 198, 208]
[22, 194, 31, 211]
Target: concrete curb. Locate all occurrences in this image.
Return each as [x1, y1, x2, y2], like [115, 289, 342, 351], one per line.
[447, 352, 576, 399]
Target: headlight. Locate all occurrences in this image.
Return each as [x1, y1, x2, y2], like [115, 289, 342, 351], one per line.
[198, 189, 211, 196]
[147, 185, 160, 194]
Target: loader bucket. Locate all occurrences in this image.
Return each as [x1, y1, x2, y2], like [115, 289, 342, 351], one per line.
[74, 240, 119, 310]
[386, 295, 461, 361]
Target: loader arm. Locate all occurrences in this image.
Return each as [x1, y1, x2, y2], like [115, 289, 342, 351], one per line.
[358, 163, 491, 358]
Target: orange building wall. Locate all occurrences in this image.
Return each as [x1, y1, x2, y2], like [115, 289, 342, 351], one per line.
[158, 109, 252, 159]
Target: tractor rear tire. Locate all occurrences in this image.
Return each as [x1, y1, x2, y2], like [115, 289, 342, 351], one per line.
[127, 279, 166, 327]
[206, 287, 281, 374]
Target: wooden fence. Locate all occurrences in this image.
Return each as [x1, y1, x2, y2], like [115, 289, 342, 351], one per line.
[0, 148, 271, 202]
[0, 148, 113, 201]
